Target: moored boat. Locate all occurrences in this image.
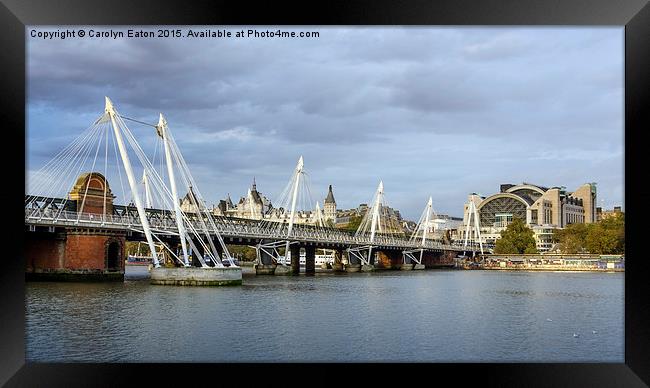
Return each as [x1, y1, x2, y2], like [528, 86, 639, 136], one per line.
[126, 255, 152, 266]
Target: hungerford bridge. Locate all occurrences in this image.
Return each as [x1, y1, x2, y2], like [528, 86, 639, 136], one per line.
[25, 98, 487, 285]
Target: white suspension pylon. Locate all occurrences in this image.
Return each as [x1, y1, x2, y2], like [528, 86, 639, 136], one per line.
[418, 196, 433, 263]
[369, 180, 384, 243]
[142, 170, 152, 208]
[286, 156, 304, 239]
[462, 197, 484, 257]
[349, 180, 386, 266]
[403, 196, 435, 265]
[282, 156, 304, 262]
[105, 97, 160, 267]
[314, 201, 324, 227]
[420, 196, 433, 246]
[157, 113, 190, 267]
[367, 180, 384, 263]
[419, 196, 434, 262]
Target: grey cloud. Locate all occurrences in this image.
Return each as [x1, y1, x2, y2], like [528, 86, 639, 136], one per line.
[461, 33, 531, 61]
[26, 27, 624, 219]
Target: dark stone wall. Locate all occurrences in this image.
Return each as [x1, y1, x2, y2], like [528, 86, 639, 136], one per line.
[421, 250, 457, 268]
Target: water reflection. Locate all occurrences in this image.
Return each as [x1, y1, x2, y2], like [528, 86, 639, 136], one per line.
[26, 268, 624, 362]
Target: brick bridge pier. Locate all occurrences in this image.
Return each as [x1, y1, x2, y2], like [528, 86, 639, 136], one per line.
[25, 173, 126, 281]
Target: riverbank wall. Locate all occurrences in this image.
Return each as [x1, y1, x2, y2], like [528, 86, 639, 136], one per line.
[474, 254, 624, 272]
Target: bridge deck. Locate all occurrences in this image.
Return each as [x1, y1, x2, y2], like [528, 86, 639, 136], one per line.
[24, 207, 484, 252]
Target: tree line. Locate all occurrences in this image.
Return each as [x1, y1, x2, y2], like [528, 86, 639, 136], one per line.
[552, 212, 624, 254]
[126, 242, 259, 261]
[493, 212, 624, 255]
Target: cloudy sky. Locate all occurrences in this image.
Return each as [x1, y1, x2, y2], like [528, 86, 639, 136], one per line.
[26, 26, 623, 220]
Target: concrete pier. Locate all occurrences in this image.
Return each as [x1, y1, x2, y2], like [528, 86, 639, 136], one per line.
[332, 249, 345, 271]
[274, 264, 292, 275]
[345, 263, 361, 272]
[413, 263, 425, 270]
[399, 263, 414, 271]
[361, 264, 375, 272]
[255, 263, 276, 275]
[256, 244, 277, 275]
[239, 262, 256, 275]
[150, 266, 242, 286]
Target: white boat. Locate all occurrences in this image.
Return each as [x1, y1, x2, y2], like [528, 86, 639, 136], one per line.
[126, 241, 162, 265]
[316, 253, 335, 267]
[126, 254, 152, 265]
[277, 251, 334, 267]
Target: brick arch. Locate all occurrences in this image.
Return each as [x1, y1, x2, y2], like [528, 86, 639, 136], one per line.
[87, 177, 105, 191]
[105, 238, 123, 271]
[69, 172, 115, 215]
[71, 172, 112, 194]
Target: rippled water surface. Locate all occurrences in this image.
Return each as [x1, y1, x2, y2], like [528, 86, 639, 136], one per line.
[26, 268, 624, 362]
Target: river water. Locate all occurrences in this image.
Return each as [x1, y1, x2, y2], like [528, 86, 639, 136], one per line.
[26, 267, 624, 362]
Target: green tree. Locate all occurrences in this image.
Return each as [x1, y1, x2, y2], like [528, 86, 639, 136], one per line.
[494, 218, 537, 254]
[585, 213, 625, 254]
[495, 238, 516, 254]
[340, 215, 362, 233]
[126, 241, 151, 256]
[226, 245, 257, 261]
[553, 223, 588, 253]
[554, 212, 624, 254]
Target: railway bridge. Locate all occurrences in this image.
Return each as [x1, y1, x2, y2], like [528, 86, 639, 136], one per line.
[25, 98, 485, 283]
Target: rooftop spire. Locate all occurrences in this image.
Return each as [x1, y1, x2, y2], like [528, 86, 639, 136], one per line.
[325, 184, 336, 204]
[252, 176, 257, 191]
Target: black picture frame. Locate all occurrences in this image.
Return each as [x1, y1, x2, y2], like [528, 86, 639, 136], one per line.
[1, 0, 648, 386]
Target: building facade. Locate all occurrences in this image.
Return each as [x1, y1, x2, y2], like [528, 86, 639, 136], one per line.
[335, 202, 406, 234]
[596, 206, 623, 222]
[324, 185, 337, 223]
[460, 182, 597, 252]
[204, 179, 340, 227]
[179, 185, 206, 213]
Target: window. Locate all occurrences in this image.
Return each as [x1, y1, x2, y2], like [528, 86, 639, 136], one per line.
[495, 213, 513, 227]
[479, 197, 527, 227]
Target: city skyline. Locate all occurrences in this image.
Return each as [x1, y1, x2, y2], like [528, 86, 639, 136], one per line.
[26, 26, 624, 220]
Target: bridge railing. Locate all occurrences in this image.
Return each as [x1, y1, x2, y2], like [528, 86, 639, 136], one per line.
[25, 208, 143, 228]
[26, 207, 468, 251]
